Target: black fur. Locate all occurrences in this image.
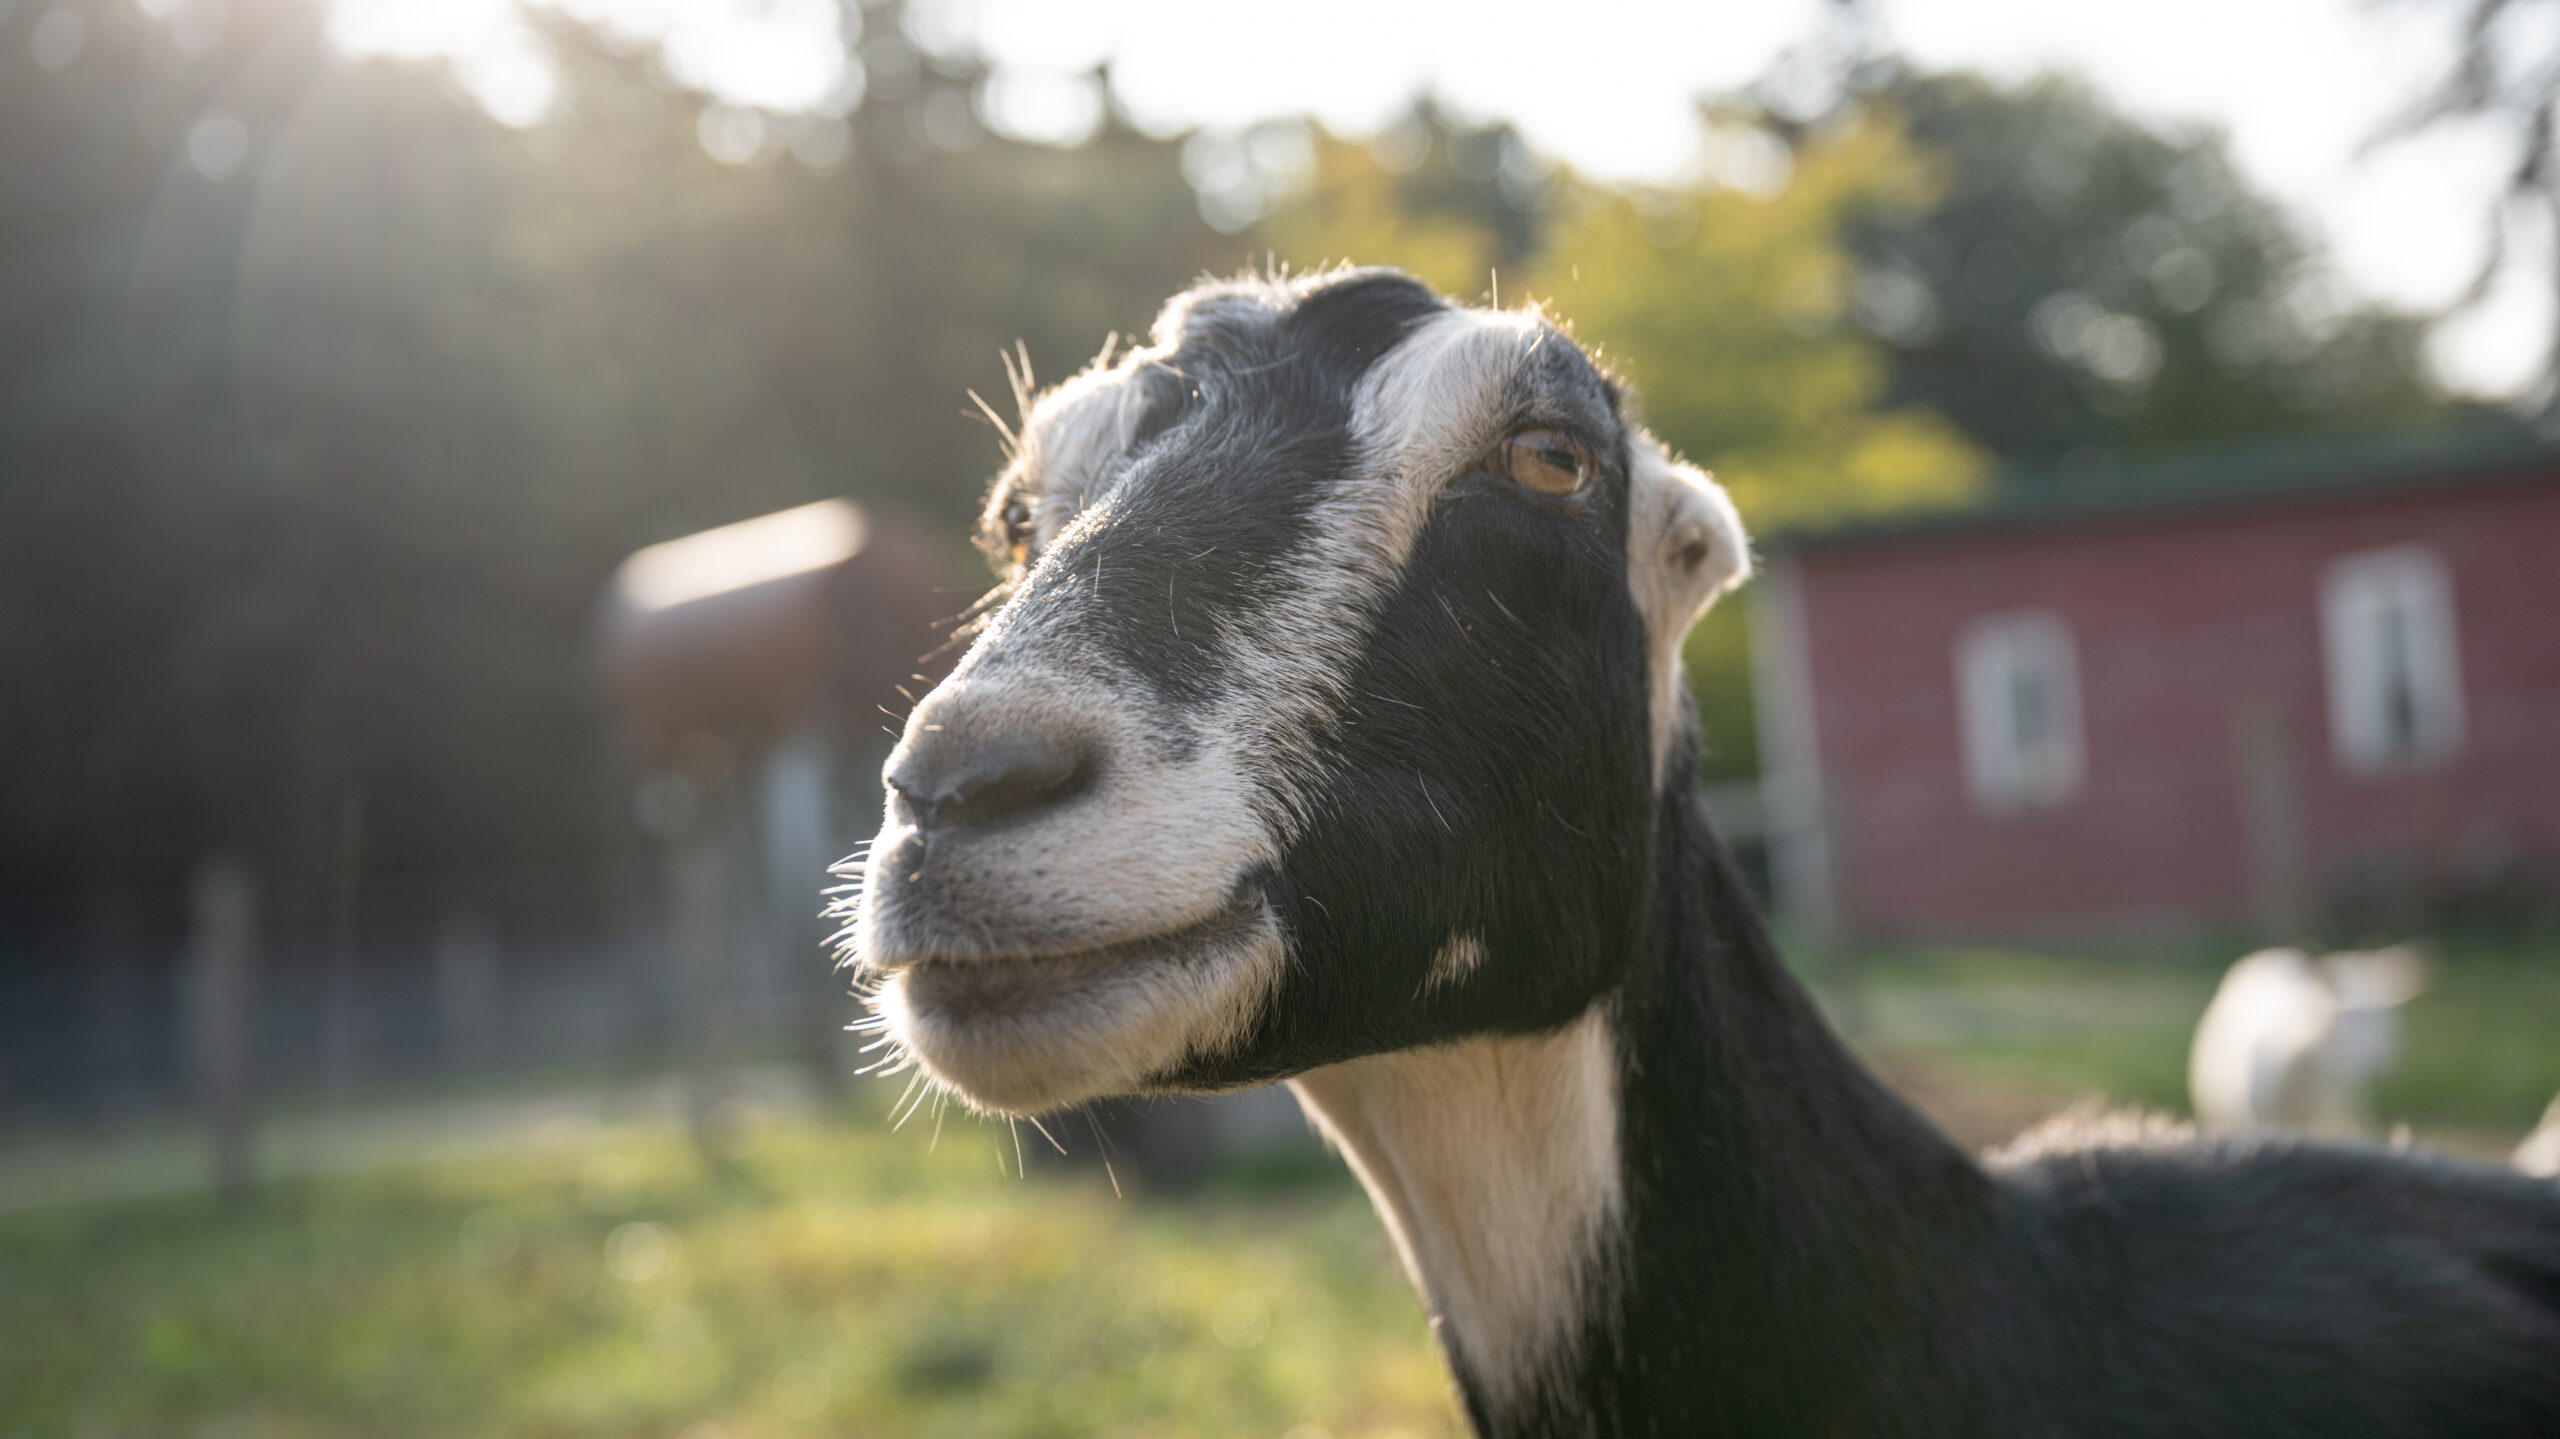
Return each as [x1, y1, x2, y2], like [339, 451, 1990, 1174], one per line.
[1490, 737, 2560, 1437]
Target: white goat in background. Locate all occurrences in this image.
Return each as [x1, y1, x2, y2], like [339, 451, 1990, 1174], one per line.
[2189, 945, 2430, 1135]
[2517, 1095, 2560, 1179]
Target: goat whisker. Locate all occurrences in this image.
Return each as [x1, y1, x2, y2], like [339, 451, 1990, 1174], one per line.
[1417, 774, 1454, 835]
[1083, 1109, 1123, 1199]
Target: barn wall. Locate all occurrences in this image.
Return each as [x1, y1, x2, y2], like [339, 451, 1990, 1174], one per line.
[1789, 471, 2560, 937]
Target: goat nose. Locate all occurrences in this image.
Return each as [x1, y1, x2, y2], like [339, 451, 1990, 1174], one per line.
[886, 720, 1093, 832]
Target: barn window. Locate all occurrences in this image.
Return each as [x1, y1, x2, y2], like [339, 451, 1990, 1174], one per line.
[1955, 611, 2086, 814]
[2321, 546, 2463, 773]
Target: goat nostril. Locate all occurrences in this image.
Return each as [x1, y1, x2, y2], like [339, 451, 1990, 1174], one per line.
[884, 773, 932, 826]
[888, 731, 1092, 832]
[949, 740, 1084, 826]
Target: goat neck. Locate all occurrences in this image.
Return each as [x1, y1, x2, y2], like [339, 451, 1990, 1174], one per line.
[1293, 754, 1998, 1438]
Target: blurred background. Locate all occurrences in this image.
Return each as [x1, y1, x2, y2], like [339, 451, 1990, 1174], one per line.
[2, 0, 2556, 1435]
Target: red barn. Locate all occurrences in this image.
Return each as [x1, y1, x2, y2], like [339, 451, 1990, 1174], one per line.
[1750, 430, 2560, 941]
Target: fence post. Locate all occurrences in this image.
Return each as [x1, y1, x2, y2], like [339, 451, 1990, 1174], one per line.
[683, 798, 745, 1155]
[640, 755, 739, 1160]
[188, 854, 258, 1203]
[434, 910, 503, 1074]
[318, 790, 369, 1098]
[761, 730, 855, 1099]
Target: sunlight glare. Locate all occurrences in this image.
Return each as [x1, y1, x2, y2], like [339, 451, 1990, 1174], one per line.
[979, 70, 1105, 148]
[615, 500, 869, 614]
[327, 0, 519, 63]
[326, 0, 856, 122]
[310, 0, 2546, 396]
[555, 0, 858, 114]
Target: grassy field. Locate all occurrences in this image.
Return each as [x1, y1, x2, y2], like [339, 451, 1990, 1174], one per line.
[3, 933, 2551, 1438]
[1837, 933, 2560, 1149]
[0, 1099, 1462, 1439]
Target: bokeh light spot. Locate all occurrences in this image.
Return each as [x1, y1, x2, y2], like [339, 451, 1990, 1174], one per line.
[186, 113, 250, 182]
[604, 1219, 677, 1281]
[29, 5, 86, 72]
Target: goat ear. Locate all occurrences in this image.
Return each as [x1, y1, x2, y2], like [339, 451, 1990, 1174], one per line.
[1628, 431, 1749, 786]
[1627, 430, 1750, 643]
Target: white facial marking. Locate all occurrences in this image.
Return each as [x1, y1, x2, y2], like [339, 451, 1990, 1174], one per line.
[1351, 307, 1547, 517]
[1289, 1003, 1624, 1410]
[1217, 304, 1545, 834]
[1420, 931, 1489, 995]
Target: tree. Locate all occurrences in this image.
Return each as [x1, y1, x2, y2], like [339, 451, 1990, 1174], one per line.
[1840, 71, 2463, 469]
[0, 0, 1228, 962]
[1247, 103, 1552, 301]
[2372, 0, 2560, 401]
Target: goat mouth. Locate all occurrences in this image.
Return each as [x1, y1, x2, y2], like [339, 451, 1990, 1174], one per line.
[883, 886, 1271, 1019]
[872, 884, 1284, 1113]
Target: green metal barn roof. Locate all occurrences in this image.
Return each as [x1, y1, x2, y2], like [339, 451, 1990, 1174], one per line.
[1763, 421, 2560, 552]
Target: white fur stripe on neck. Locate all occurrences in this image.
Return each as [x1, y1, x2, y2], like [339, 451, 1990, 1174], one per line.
[1288, 1002, 1624, 1413]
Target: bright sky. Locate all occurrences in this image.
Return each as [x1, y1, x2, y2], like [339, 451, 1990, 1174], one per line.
[316, 0, 2548, 397]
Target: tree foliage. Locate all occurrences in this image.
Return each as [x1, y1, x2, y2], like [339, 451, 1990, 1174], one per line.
[1255, 107, 1986, 529]
[2374, 0, 2560, 398]
[0, 0, 1231, 945]
[0, 0, 2476, 943]
[1251, 105, 1551, 301]
[1841, 72, 2464, 470]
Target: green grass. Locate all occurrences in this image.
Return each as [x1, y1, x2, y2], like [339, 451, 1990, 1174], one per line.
[4, 936, 2550, 1438]
[1835, 934, 2560, 1137]
[1839, 943, 2223, 1112]
[2375, 944, 2560, 1128]
[0, 1098, 1462, 1439]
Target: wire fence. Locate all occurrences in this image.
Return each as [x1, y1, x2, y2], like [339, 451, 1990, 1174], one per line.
[0, 874, 850, 1129]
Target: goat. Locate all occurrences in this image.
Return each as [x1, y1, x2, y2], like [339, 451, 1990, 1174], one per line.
[2521, 1094, 2560, 1179]
[842, 268, 2560, 1437]
[2188, 944, 2429, 1135]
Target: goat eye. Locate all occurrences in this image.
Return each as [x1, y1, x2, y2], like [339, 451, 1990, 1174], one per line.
[1497, 428, 1591, 496]
[1001, 498, 1034, 568]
